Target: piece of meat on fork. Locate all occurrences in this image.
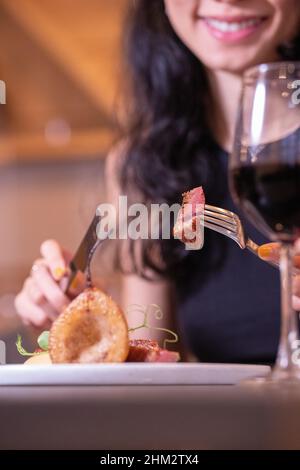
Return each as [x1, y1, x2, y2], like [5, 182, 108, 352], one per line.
[173, 186, 205, 249]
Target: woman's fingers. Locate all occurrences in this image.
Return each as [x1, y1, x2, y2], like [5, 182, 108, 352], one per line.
[293, 275, 300, 297]
[258, 243, 280, 262]
[40, 239, 78, 296]
[40, 239, 70, 281]
[31, 259, 70, 313]
[293, 239, 300, 308]
[23, 277, 44, 306]
[67, 271, 87, 298]
[15, 238, 90, 329]
[25, 277, 59, 321]
[15, 290, 49, 329]
[14, 239, 84, 329]
[259, 242, 300, 268]
[295, 239, 300, 252]
[258, 239, 300, 310]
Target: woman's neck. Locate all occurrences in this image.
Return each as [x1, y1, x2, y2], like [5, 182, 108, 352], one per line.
[207, 70, 243, 153]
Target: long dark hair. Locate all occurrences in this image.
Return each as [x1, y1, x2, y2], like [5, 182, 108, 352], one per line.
[117, 0, 300, 281]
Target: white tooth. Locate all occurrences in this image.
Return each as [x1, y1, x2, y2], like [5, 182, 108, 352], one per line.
[229, 23, 241, 32]
[213, 20, 224, 29]
[218, 23, 227, 31]
[210, 20, 220, 28]
[206, 17, 261, 33]
[210, 20, 223, 30]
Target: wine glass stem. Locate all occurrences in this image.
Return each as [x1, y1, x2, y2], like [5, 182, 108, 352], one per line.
[275, 243, 299, 373]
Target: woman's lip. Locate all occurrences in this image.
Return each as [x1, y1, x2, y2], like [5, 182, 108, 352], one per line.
[200, 15, 267, 23]
[201, 16, 268, 43]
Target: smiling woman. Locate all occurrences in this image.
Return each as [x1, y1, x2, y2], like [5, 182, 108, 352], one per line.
[164, 0, 300, 71]
[119, 0, 300, 277]
[113, 0, 300, 364]
[15, 0, 300, 366]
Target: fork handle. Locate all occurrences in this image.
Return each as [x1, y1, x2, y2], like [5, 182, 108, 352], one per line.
[246, 239, 300, 277]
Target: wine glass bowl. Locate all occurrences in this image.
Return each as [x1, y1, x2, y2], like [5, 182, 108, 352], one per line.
[230, 62, 300, 384]
[231, 62, 300, 243]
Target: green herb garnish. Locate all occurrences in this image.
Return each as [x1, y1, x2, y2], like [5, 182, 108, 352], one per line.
[16, 334, 38, 357]
[16, 331, 49, 357]
[37, 331, 49, 351]
[127, 304, 179, 349]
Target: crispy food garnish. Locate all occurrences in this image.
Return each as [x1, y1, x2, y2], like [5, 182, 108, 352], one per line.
[24, 352, 52, 365]
[49, 287, 129, 364]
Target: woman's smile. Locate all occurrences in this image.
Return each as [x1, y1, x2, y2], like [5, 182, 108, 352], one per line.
[200, 15, 269, 43]
[165, 0, 300, 72]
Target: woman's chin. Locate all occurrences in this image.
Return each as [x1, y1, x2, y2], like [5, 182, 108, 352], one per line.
[200, 48, 280, 75]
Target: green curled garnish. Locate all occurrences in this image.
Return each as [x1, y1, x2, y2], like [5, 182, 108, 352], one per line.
[16, 331, 49, 356]
[16, 334, 37, 357]
[127, 304, 179, 349]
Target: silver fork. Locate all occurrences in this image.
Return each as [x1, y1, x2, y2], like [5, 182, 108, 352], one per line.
[203, 204, 299, 275]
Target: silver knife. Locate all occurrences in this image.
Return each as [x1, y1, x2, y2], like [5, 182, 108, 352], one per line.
[60, 214, 108, 294]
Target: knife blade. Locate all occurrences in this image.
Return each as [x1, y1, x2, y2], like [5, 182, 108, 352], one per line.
[60, 213, 108, 294]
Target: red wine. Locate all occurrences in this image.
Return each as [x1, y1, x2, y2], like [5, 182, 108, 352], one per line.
[231, 163, 300, 241]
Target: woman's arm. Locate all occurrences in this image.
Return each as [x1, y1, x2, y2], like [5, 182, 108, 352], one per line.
[121, 273, 172, 342]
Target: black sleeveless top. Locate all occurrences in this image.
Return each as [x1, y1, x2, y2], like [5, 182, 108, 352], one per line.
[175, 150, 281, 365]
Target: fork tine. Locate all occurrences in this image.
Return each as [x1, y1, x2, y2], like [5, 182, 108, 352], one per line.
[205, 204, 236, 219]
[204, 214, 237, 232]
[204, 209, 237, 226]
[203, 220, 239, 243]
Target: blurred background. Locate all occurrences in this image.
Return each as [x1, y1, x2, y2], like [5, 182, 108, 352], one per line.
[0, 0, 129, 362]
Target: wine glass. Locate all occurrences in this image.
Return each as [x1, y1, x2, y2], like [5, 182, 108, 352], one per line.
[230, 62, 300, 384]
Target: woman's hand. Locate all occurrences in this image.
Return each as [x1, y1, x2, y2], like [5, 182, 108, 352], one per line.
[15, 239, 85, 329]
[259, 239, 300, 310]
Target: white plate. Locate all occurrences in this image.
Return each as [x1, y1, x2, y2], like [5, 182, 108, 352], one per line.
[0, 363, 270, 385]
